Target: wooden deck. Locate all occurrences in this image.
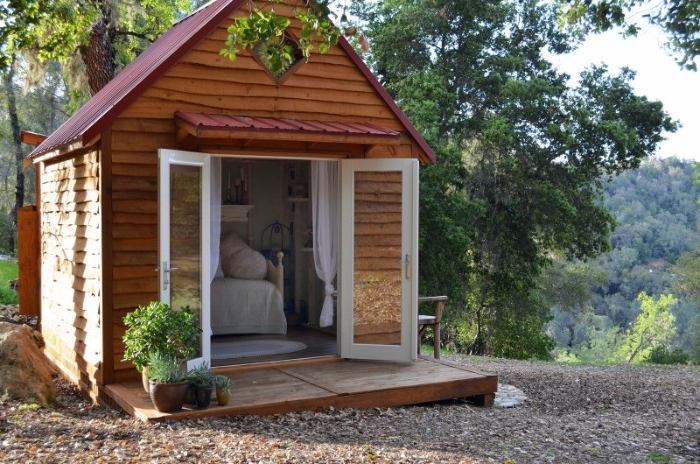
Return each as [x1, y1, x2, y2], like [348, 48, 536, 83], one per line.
[104, 356, 498, 422]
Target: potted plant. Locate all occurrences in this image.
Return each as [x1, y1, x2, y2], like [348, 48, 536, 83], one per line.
[187, 361, 214, 409]
[146, 351, 189, 413]
[215, 375, 233, 406]
[122, 301, 201, 392]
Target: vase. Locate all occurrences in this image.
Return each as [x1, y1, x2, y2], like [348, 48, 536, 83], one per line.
[216, 388, 231, 406]
[194, 386, 213, 409]
[142, 368, 150, 393]
[149, 380, 189, 413]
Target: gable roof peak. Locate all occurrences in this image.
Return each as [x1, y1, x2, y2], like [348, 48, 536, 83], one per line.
[27, 0, 435, 163]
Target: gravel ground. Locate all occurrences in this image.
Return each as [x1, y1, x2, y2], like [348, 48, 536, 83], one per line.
[1, 306, 699, 463]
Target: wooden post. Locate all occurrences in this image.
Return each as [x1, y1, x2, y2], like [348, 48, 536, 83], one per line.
[17, 205, 40, 318]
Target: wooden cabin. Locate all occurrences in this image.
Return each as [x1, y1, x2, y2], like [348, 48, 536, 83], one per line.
[19, 0, 497, 417]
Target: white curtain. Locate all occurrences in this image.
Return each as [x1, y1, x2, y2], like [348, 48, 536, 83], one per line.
[311, 160, 339, 328]
[210, 157, 221, 282]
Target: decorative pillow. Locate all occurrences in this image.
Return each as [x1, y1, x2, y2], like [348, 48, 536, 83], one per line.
[220, 233, 267, 280]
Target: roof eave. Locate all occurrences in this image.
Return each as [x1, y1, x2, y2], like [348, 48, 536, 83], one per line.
[337, 38, 437, 164]
[26, 0, 247, 162]
[24, 138, 87, 168]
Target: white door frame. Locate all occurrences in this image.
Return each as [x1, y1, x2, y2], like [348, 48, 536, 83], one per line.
[338, 158, 419, 362]
[158, 149, 211, 370]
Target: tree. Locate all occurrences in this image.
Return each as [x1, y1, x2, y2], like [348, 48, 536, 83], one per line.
[1, 0, 197, 100]
[0, 56, 23, 252]
[358, 0, 677, 358]
[616, 292, 678, 363]
[560, 0, 700, 70]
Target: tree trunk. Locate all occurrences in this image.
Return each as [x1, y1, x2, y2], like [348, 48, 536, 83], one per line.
[3, 54, 25, 253]
[79, 11, 117, 95]
[469, 302, 487, 355]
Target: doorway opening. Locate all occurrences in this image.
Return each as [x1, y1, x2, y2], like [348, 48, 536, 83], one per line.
[210, 157, 339, 366]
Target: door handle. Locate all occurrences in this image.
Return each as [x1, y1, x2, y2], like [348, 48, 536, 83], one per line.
[402, 254, 410, 279]
[161, 261, 179, 291]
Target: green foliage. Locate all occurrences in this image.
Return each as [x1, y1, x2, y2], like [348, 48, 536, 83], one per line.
[214, 374, 232, 393]
[360, 0, 676, 358]
[546, 158, 700, 362]
[647, 451, 672, 464]
[221, 0, 346, 74]
[559, 0, 700, 70]
[0, 260, 18, 304]
[0, 260, 18, 283]
[122, 301, 201, 373]
[616, 292, 678, 364]
[145, 351, 187, 384]
[187, 361, 213, 388]
[644, 345, 691, 365]
[2, 0, 195, 100]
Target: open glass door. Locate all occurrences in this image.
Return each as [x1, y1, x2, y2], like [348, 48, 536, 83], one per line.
[339, 159, 418, 362]
[159, 149, 211, 370]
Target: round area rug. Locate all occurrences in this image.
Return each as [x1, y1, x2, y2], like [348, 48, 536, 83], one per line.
[211, 339, 307, 360]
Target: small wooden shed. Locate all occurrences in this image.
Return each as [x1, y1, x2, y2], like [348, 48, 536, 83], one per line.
[19, 0, 496, 413]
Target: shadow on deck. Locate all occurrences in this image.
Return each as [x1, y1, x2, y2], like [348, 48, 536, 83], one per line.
[104, 356, 498, 422]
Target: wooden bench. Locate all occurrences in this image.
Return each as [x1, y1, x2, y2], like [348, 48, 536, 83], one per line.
[418, 296, 447, 358]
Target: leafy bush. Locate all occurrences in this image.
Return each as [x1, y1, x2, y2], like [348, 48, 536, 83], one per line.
[644, 345, 691, 365]
[123, 301, 200, 373]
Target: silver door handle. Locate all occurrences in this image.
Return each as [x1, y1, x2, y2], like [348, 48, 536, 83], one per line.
[161, 261, 179, 290]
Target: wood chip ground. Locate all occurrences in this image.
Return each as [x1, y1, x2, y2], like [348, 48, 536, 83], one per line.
[1, 305, 698, 463]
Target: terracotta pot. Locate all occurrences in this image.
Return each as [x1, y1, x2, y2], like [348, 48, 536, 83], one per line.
[142, 369, 150, 393]
[148, 380, 189, 413]
[216, 388, 231, 406]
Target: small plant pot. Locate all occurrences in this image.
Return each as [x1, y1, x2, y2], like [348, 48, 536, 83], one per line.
[194, 386, 213, 409]
[216, 388, 231, 406]
[149, 380, 189, 413]
[142, 369, 150, 393]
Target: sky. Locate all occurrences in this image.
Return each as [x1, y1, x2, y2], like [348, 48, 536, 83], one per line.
[550, 28, 700, 161]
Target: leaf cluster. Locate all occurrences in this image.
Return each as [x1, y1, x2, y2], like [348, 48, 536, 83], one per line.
[123, 301, 201, 373]
[146, 351, 187, 384]
[559, 0, 700, 70]
[221, 0, 347, 74]
[187, 361, 214, 388]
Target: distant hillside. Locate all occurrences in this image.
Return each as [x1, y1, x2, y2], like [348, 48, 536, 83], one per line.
[547, 157, 700, 361]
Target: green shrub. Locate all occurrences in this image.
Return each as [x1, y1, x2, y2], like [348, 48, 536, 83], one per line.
[123, 301, 200, 373]
[644, 345, 691, 365]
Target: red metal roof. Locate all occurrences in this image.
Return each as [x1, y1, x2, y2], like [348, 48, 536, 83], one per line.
[27, 0, 246, 162]
[27, 0, 436, 163]
[175, 112, 401, 138]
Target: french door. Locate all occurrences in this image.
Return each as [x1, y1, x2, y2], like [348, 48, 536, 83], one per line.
[338, 159, 419, 362]
[158, 149, 211, 370]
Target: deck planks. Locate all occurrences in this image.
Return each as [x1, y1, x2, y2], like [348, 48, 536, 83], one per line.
[103, 357, 498, 422]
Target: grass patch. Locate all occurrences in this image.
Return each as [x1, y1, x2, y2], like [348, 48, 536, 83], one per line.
[0, 259, 18, 304]
[647, 452, 671, 463]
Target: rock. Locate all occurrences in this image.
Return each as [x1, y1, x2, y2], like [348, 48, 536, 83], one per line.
[0, 321, 56, 405]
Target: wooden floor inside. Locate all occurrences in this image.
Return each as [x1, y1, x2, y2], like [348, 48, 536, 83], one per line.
[104, 326, 498, 422]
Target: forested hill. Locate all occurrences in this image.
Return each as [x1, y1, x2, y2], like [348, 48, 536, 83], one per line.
[548, 156, 700, 362]
[604, 157, 699, 264]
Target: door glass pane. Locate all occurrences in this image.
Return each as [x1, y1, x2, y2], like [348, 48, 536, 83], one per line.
[353, 171, 403, 345]
[170, 164, 202, 357]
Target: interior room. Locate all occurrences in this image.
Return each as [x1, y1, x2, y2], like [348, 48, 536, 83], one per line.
[210, 158, 338, 366]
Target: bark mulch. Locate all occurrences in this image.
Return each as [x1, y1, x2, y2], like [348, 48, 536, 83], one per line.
[1, 305, 699, 463]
